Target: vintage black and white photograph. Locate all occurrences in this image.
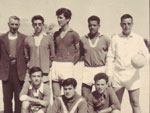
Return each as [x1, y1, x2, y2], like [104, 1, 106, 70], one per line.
[0, 0, 149, 113]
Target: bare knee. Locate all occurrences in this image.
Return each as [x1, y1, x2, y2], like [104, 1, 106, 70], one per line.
[112, 109, 120, 113]
[22, 101, 30, 110]
[37, 109, 45, 113]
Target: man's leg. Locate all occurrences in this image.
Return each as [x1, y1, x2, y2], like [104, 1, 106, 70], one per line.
[12, 63, 24, 113]
[82, 83, 92, 100]
[52, 81, 61, 98]
[128, 88, 141, 113]
[21, 101, 30, 113]
[14, 80, 24, 113]
[2, 81, 13, 113]
[113, 87, 125, 103]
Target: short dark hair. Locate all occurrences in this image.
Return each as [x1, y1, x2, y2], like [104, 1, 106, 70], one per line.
[94, 73, 108, 83]
[88, 15, 100, 25]
[56, 8, 72, 19]
[121, 14, 133, 22]
[9, 16, 20, 21]
[31, 15, 44, 24]
[62, 78, 77, 88]
[29, 67, 43, 77]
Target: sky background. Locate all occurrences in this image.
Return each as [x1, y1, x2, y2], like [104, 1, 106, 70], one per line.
[0, 0, 149, 39]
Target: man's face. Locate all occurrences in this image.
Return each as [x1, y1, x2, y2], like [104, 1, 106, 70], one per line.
[95, 79, 108, 94]
[8, 18, 20, 34]
[32, 19, 43, 34]
[57, 14, 70, 27]
[30, 71, 42, 86]
[63, 85, 75, 99]
[88, 20, 100, 35]
[120, 18, 133, 36]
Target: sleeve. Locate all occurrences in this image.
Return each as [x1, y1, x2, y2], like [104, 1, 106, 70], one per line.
[87, 94, 98, 113]
[138, 37, 150, 61]
[105, 36, 111, 51]
[24, 37, 30, 67]
[105, 35, 116, 77]
[19, 81, 30, 101]
[79, 38, 85, 61]
[48, 35, 55, 66]
[50, 98, 60, 113]
[43, 84, 50, 103]
[72, 32, 81, 64]
[108, 87, 120, 110]
[77, 99, 88, 113]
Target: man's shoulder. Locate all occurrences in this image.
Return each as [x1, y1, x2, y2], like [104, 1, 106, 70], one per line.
[0, 32, 8, 39]
[106, 87, 115, 95]
[80, 35, 88, 42]
[88, 91, 97, 99]
[18, 32, 27, 38]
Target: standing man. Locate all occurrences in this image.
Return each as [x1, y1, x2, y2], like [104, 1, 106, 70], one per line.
[0, 16, 27, 113]
[52, 8, 80, 98]
[80, 15, 110, 100]
[20, 67, 50, 113]
[106, 14, 149, 113]
[24, 15, 55, 83]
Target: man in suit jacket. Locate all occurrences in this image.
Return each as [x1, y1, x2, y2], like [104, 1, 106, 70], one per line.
[0, 16, 27, 113]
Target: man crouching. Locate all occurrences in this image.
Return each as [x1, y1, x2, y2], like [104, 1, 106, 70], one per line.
[20, 67, 50, 113]
[87, 73, 120, 113]
[51, 78, 87, 113]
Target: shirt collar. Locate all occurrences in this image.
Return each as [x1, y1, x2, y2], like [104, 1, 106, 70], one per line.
[86, 32, 103, 39]
[119, 32, 135, 38]
[95, 88, 108, 99]
[32, 32, 47, 38]
[59, 27, 73, 32]
[29, 82, 44, 93]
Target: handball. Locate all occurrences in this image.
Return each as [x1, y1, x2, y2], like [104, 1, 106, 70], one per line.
[131, 53, 146, 69]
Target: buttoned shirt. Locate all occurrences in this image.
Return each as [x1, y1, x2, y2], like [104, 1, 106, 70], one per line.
[24, 33, 55, 73]
[87, 87, 120, 113]
[106, 32, 149, 76]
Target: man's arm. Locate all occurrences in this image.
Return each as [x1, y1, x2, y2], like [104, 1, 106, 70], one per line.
[139, 37, 150, 61]
[49, 97, 60, 113]
[21, 95, 48, 107]
[73, 32, 81, 65]
[97, 87, 120, 113]
[49, 36, 55, 66]
[87, 94, 98, 113]
[105, 35, 116, 85]
[77, 99, 88, 113]
[24, 37, 30, 67]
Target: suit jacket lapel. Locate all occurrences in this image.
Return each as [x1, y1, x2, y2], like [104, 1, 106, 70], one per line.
[16, 32, 24, 57]
[2, 32, 10, 55]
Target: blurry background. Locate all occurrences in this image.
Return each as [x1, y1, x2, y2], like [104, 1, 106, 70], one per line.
[0, 0, 149, 113]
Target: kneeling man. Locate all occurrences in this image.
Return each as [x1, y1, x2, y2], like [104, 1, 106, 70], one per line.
[51, 78, 87, 113]
[87, 73, 120, 113]
[20, 67, 50, 113]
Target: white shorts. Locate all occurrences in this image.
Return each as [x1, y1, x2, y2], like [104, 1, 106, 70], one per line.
[112, 67, 140, 90]
[82, 66, 106, 86]
[51, 61, 74, 81]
